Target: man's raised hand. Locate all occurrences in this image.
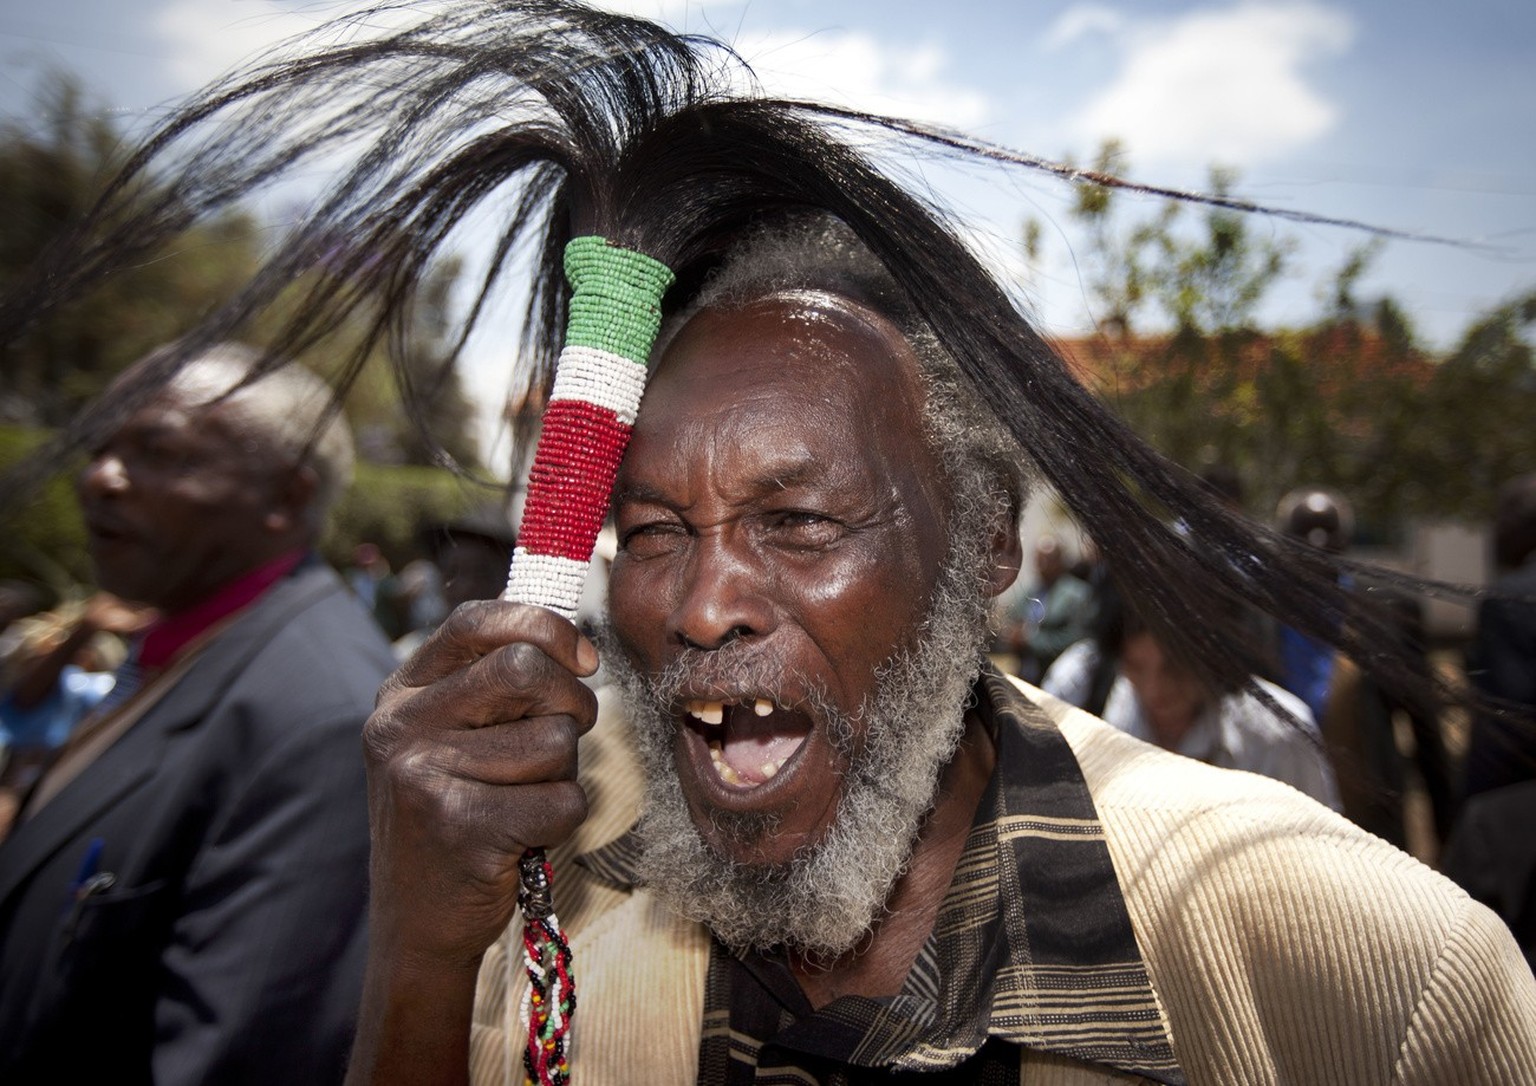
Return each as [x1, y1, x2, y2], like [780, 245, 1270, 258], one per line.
[362, 600, 599, 967]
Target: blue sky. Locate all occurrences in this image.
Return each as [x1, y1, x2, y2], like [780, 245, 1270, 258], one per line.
[2, 0, 1533, 453]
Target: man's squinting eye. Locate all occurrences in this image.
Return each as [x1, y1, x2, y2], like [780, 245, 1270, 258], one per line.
[766, 510, 845, 546]
[619, 518, 688, 557]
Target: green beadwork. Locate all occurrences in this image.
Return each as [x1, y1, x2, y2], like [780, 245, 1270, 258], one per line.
[563, 236, 675, 367]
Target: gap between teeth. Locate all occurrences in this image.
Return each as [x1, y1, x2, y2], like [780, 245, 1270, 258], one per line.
[686, 697, 776, 724]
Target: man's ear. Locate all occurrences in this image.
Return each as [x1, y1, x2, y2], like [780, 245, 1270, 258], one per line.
[986, 503, 1023, 599]
[263, 464, 319, 536]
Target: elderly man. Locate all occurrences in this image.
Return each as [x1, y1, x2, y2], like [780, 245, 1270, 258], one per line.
[1, 4, 1532, 1083]
[0, 345, 395, 1083]
[348, 225, 1535, 1085]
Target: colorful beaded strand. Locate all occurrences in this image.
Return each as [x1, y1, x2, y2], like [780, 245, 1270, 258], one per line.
[503, 236, 674, 1086]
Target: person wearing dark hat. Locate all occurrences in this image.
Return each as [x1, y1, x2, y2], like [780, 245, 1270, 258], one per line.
[1, 5, 1531, 1083]
[1462, 472, 1536, 798]
[424, 509, 519, 613]
[1440, 474, 1536, 971]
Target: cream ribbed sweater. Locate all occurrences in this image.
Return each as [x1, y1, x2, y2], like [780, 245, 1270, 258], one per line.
[469, 682, 1536, 1084]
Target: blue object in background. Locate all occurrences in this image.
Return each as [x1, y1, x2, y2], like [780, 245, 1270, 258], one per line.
[0, 665, 116, 753]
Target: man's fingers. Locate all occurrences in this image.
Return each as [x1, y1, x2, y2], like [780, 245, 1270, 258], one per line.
[402, 776, 591, 858]
[396, 640, 599, 732]
[421, 714, 585, 788]
[487, 780, 589, 851]
[387, 600, 598, 693]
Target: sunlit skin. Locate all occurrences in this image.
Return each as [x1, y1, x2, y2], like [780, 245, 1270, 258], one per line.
[1119, 629, 1211, 749]
[607, 291, 1016, 1003]
[77, 387, 311, 614]
[609, 292, 957, 865]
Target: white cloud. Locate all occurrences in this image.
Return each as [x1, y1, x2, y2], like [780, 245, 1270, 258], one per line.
[151, 2, 989, 130]
[1064, 2, 1354, 169]
[729, 27, 991, 129]
[579, 7, 997, 129]
[152, 1, 423, 89]
[1044, 4, 1125, 51]
[152, 1, 319, 87]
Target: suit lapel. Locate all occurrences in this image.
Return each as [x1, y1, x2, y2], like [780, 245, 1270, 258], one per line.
[0, 564, 347, 908]
[137, 565, 342, 736]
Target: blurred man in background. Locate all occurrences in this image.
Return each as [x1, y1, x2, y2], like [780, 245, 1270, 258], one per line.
[0, 344, 394, 1084]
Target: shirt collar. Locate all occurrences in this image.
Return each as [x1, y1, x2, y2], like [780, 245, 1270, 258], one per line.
[138, 549, 307, 669]
[579, 664, 1184, 1083]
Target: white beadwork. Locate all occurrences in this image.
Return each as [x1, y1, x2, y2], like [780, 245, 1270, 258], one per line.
[503, 549, 589, 620]
[548, 345, 648, 425]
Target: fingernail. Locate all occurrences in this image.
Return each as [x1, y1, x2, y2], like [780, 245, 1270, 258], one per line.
[577, 638, 599, 674]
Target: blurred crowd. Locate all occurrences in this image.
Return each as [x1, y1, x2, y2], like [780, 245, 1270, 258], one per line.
[995, 472, 1536, 970]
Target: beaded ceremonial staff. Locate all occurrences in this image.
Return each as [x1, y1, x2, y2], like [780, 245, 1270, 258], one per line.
[502, 235, 674, 1086]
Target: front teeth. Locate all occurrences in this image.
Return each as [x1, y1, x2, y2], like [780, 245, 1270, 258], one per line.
[686, 697, 779, 724]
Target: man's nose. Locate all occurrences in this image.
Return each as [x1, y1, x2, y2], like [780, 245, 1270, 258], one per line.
[79, 453, 129, 496]
[666, 538, 774, 651]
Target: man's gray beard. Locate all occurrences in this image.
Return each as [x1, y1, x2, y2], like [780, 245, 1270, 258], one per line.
[602, 535, 994, 960]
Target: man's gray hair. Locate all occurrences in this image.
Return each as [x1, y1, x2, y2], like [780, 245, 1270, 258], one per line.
[168, 343, 355, 531]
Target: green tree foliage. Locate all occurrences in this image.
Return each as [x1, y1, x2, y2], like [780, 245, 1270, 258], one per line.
[0, 425, 88, 589]
[329, 258, 484, 472]
[0, 75, 263, 427]
[1398, 293, 1536, 519]
[322, 461, 483, 570]
[1039, 143, 1536, 533]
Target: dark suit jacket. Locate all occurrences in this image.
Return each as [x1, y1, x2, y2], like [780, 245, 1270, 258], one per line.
[0, 561, 395, 1085]
[1464, 560, 1536, 798]
[1441, 779, 1536, 973]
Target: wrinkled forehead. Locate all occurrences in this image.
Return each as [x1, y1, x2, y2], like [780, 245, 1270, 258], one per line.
[649, 289, 928, 409]
[101, 373, 279, 472]
[108, 382, 227, 437]
[625, 289, 947, 508]
[147, 379, 253, 437]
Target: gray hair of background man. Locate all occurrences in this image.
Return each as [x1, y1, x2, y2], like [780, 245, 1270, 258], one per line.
[165, 343, 355, 532]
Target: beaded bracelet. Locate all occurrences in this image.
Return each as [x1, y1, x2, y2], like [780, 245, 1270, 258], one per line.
[503, 236, 674, 1086]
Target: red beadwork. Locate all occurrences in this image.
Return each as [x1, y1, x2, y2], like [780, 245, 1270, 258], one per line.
[519, 399, 632, 563]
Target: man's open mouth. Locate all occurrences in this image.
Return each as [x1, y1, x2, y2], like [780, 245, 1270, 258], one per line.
[682, 696, 813, 789]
